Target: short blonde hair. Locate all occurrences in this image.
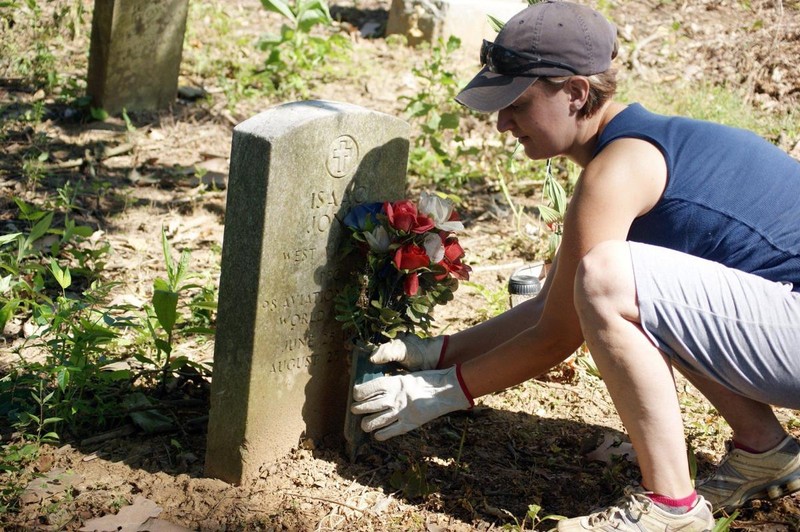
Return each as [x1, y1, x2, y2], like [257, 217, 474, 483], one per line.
[541, 69, 618, 118]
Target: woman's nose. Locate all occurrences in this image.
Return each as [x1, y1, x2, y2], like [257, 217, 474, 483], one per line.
[496, 108, 513, 133]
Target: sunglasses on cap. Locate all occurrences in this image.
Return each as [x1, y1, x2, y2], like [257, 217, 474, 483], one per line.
[480, 39, 579, 77]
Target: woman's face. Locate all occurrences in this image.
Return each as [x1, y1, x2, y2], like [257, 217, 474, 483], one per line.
[496, 80, 575, 161]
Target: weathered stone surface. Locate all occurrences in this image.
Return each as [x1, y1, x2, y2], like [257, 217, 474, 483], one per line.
[386, 0, 526, 50]
[205, 101, 410, 484]
[87, 0, 189, 114]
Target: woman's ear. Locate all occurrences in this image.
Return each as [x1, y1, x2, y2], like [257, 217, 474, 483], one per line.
[566, 76, 590, 113]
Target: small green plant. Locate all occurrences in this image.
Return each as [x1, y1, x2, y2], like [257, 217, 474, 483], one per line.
[402, 36, 480, 190]
[538, 159, 571, 262]
[712, 510, 739, 532]
[0, 435, 39, 514]
[139, 228, 214, 391]
[462, 280, 509, 321]
[258, 0, 351, 98]
[1, 0, 86, 92]
[389, 456, 433, 498]
[501, 504, 566, 531]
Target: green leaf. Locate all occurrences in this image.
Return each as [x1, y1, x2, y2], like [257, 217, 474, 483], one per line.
[18, 443, 38, 458]
[56, 367, 70, 392]
[90, 107, 108, 121]
[152, 290, 178, 334]
[488, 14, 506, 32]
[0, 299, 19, 331]
[42, 432, 59, 443]
[544, 172, 568, 215]
[0, 232, 21, 246]
[712, 511, 739, 532]
[527, 504, 542, 519]
[439, 112, 460, 130]
[0, 274, 12, 293]
[261, 0, 296, 23]
[13, 197, 45, 221]
[538, 204, 562, 224]
[121, 108, 136, 132]
[28, 211, 54, 244]
[160, 227, 174, 285]
[71, 225, 94, 238]
[180, 326, 215, 335]
[49, 258, 71, 289]
[169, 355, 189, 370]
[124, 393, 174, 433]
[296, 2, 330, 32]
[154, 338, 172, 355]
[133, 352, 157, 366]
[174, 250, 191, 289]
[425, 111, 441, 132]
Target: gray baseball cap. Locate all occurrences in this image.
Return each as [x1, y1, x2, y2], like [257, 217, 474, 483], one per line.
[456, 1, 617, 113]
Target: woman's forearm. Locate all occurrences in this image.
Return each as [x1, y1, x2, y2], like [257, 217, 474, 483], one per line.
[458, 325, 582, 398]
[443, 294, 545, 366]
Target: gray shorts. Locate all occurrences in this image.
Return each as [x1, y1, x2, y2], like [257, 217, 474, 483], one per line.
[629, 242, 800, 409]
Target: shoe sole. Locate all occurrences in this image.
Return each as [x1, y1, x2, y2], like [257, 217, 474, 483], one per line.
[720, 472, 800, 512]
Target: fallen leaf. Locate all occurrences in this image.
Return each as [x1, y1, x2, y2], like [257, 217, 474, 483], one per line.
[586, 432, 638, 464]
[138, 517, 193, 531]
[79, 495, 161, 532]
[21, 468, 83, 505]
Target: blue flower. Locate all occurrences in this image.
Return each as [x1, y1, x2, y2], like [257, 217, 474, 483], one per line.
[343, 203, 383, 231]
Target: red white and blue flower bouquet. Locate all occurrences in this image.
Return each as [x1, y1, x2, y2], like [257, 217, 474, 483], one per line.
[336, 192, 470, 458]
[335, 191, 470, 345]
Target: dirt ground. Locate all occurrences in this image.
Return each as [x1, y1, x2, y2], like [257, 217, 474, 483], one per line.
[2, 0, 800, 530]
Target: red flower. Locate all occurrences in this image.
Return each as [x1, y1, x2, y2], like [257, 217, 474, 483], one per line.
[435, 235, 470, 281]
[394, 243, 430, 271]
[446, 259, 471, 280]
[404, 272, 420, 296]
[385, 200, 435, 234]
[443, 238, 465, 262]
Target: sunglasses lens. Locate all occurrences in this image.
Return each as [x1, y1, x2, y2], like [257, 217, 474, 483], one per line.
[481, 41, 526, 74]
[480, 41, 492, 68]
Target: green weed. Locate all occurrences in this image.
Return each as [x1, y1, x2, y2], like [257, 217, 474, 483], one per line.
[258, 0, 351, 99]
[402, 36, 481, 191]
[0, 1, 87, 92]
[712, 511, 738, 532]
[501, 504, 566, 531]
[0, 198, 215, 455]
[184, 1, 266, 109]
[390, 456, 433, 498]
[140, 227, 214, 391]
[462, 280, 509, 321]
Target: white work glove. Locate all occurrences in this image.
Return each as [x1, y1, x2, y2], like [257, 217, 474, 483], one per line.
[351, 365, 473, 441]
[369, 333, 448, 371]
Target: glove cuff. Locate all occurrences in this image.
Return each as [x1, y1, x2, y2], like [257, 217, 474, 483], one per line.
[455, 363, 475, 408]
[434, 335, 450, 370]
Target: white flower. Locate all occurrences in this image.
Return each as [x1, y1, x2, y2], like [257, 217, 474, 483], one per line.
[418, 191, 464, 232]
[364, 225, 391, 252]
[423, 233, 444, 263]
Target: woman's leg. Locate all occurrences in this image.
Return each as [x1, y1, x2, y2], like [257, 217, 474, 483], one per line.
[678, 369, 785, 452]
[574, 240, 694, 498]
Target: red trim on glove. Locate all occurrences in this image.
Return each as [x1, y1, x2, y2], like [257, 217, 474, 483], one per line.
[435, 335, 450, 370]
[455, 363, 475, 408]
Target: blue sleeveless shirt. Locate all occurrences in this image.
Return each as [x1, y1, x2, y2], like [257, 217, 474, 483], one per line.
[593, 103, 800, 291]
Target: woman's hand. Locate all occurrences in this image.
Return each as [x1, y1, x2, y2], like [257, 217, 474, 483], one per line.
[369, 334, 446, 371]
